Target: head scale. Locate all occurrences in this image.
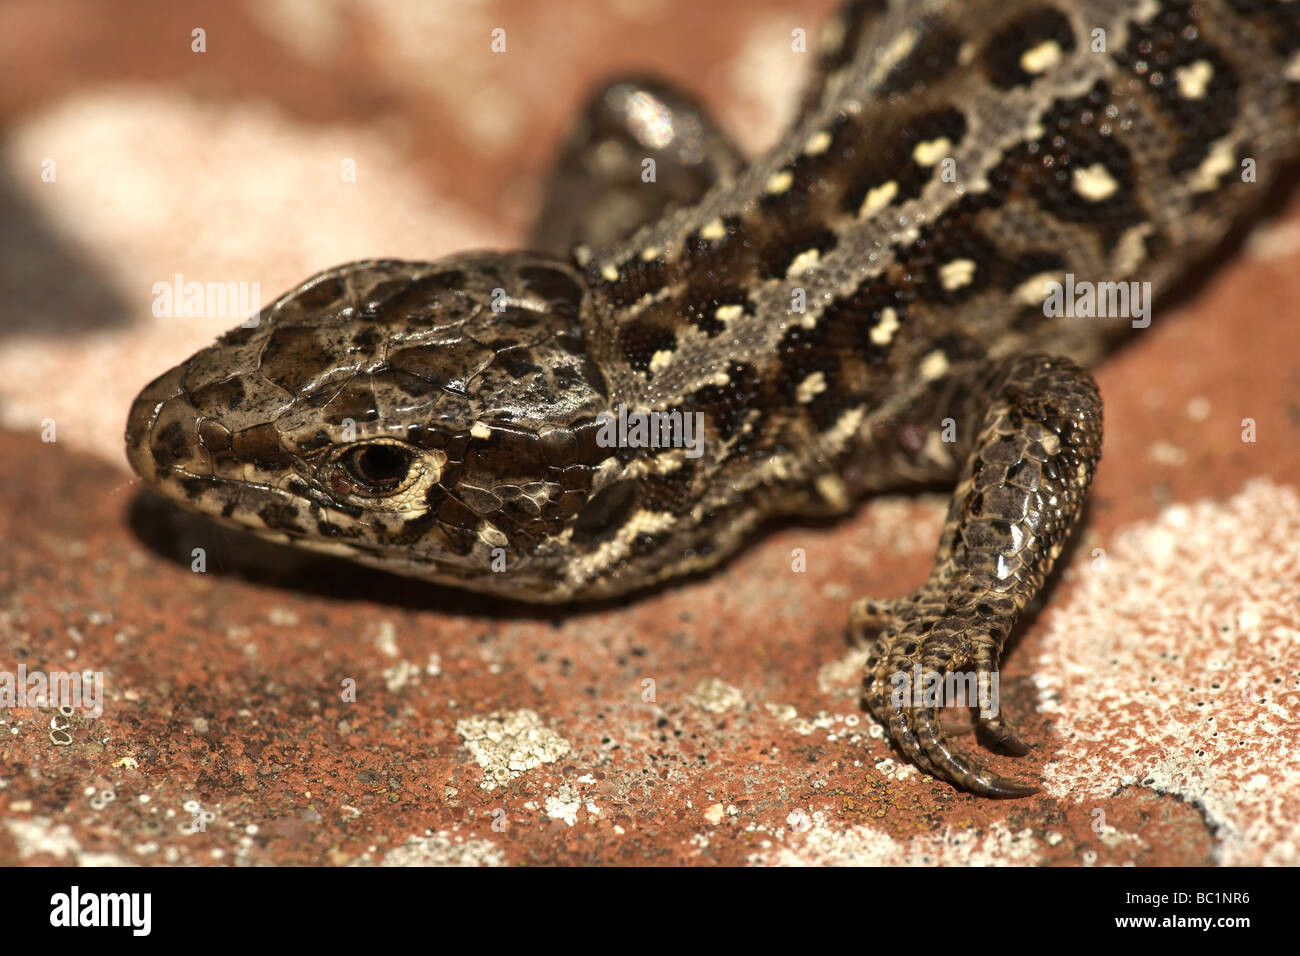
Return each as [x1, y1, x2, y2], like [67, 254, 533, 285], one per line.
[125, 253, 636, 600]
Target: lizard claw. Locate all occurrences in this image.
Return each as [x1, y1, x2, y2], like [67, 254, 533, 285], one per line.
[977, 709, 1033, 756]
[914, 705, 1039, 797]
[858, 596, 1039, 798]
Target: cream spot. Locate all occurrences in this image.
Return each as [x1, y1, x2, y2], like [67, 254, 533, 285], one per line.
[1133, 0, 1160, 21]
[470, 422, 492, 440]
[881, 28, 918, 71]
[922, 429, 956, 471]
[822, 405, 866, 453]
[1287, 50, 1300, 83]
[700, 218, 727, 241]
[803, 130, 833, 155]
[1189, 138, 1237, 192]
[938, 258, 976, 291]
[756, 453, 794, 484]
[796, 371, 827, 404]
[765, 169, 794, 195]
[1072, 162, 1119, 201]
[870, 307, 900, 346]
[599, 262, 620, 282]
[640, 246, 661, 262]
[919, 350, 949, 381]
[712, 370, 731, 387]
[653, 450, 684, 473]
[912, 137, 951, 167]
[1174, 59, 1214, 100]
[1019, 39, 1063, 75]
[1013, 271, 1062, 305]
[1112, 222, 1155, 274]
[785, 248, 821, 277]
[858, 180, 898, 219]
[815, 473, 849, 511]
[715, 304, 744, 322]
[649, 349, 674, 374]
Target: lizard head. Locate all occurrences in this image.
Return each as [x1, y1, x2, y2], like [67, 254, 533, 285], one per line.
[125, 253, 636, 601]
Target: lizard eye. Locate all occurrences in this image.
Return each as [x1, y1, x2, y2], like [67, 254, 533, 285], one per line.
[339, 442, 415, 495]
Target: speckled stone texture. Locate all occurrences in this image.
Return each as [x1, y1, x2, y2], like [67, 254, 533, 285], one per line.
[1, 0, 1297, 866]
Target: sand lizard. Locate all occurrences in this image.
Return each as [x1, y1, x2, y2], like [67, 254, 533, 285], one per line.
[125, 0, 1300, 796]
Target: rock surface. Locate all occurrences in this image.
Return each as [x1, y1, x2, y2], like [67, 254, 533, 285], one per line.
[1, 0, 1297, 866]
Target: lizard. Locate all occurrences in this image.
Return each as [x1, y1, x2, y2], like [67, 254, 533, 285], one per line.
[124, 0, 1300, 797]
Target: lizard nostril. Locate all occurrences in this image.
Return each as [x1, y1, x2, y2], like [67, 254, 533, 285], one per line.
[124, 401, 157, 480]
[124, 365, 189, 481]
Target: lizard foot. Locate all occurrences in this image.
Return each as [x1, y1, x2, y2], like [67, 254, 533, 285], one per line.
[853, 592, 1039, 798]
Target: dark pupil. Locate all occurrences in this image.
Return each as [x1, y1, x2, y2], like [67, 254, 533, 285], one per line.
[356, 445, 408, 483]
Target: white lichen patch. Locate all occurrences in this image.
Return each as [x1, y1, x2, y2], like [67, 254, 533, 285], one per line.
[545, 785, 583, 827]
[1035, 479, 1300, 865]
[5, 817, 135, 866]
[816, 646, 872, 696]
[765, 702, 842, 737]
[373, 619, 400, 658]
[356, 831, 506, 867]
[456, 709, 571, 791]
[750, 812, 1043, 866]
[689, 677, 747, 714]
[1148, 439, 1188, 466]
[382, 659, 417, 693]
[872, 755, 920, 785]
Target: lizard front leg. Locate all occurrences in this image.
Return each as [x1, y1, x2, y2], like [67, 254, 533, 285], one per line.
[856, 353, 1102, 797]
[529, 76, 744, 255]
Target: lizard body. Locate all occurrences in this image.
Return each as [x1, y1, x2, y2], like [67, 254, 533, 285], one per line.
[126, 0, 1300, 795]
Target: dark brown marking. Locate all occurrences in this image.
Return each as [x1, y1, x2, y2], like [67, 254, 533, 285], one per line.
[1113, 0, 1239, 175]
[983, 7, 1076, 90]
[880, 18, 964, 95]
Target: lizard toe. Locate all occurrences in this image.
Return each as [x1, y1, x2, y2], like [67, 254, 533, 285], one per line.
[915, 705, 1039, 798]
[886, 703, 945, 781]
[977, 709, 1033, 757]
